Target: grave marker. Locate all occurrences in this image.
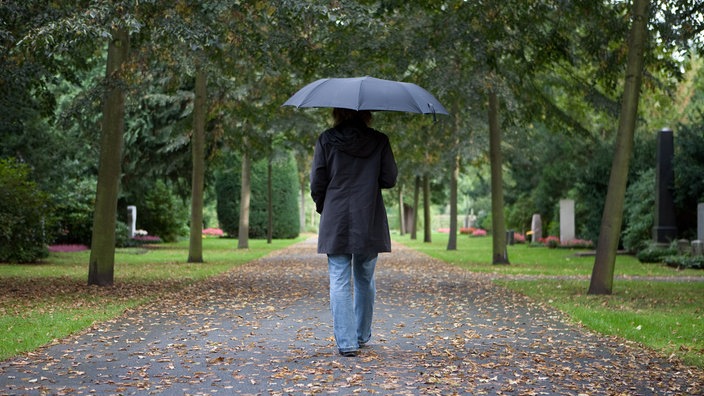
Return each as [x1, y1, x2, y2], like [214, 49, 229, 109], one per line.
[653, 128, 677, 244]
[127, 205, 137, 238]
[531, 214, 542, 243]
[559, 199, 575, 242]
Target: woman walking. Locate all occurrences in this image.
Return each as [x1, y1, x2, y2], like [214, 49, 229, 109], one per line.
[310, 108, 398, 357]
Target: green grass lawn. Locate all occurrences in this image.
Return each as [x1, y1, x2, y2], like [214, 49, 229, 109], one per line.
[0, 236, 305, 361]
[393, 232, 704, 368]
[393, 232, 703, 277]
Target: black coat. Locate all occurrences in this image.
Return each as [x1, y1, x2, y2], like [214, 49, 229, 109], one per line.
[310, 120, 398, 254]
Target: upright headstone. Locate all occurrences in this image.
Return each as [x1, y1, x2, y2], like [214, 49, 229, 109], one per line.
[698, 203, 704, 242]
[653, 128, 677, 244]
[127, 205, 137, 238]
[531, 214, 542, 243]
[677, 239, 690, 255]
[693, 203, 704, 256]
[559, 199, 575, 242]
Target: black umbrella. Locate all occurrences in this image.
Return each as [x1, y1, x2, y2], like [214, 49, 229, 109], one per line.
[282, 76, 448, 116]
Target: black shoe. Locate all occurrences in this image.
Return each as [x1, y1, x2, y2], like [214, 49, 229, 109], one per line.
[339, 349, 358, 357]
[358, 341, 368, 348]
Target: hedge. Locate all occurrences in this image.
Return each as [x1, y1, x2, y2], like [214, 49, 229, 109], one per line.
[216, 152, 300, 239]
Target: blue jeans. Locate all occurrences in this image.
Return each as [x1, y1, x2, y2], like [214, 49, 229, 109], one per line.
[327, 253, 378, 353]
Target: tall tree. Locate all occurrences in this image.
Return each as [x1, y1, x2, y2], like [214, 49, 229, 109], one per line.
[411, 175, 420, 240]
[188, 62, 206, 263]
[88, 27, 130, 286]
[488, 89, 509, 264]
[589, 0, 651, 295]
[423, 174, 432, 243]
[447, 127, 461, 250]
[238, 146, 251, 249]
[398, 185, 406, 236]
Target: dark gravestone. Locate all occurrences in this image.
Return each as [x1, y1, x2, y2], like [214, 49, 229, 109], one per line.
[652, 128, 677, 244]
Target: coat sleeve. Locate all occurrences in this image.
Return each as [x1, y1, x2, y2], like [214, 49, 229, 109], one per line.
[379, 137, 398, 189]
[310, 136, 329, 214]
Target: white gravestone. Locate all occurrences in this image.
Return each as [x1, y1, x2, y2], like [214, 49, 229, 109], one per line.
[127, 205, 137, 238]
[698, 203, 704, 242]
[531, 214, 542, 243]
[694, 203, 704, 256]
[559, 199, 575, 242]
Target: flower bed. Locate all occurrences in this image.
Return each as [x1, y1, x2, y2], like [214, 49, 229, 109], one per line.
[132, 235, 162, 243]
[202, 228, 224, 237]
[48, 244, 89, 253]
[539, 236, 594, 249]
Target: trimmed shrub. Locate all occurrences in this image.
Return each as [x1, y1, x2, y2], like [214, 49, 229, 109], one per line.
[52, 177, 96, 245]
[0, 158, 54, 262]
[137, 180, 188, 243]
[636, 245, 679, 263]
[621, 168, 655, 253]
[663, 255, 704, 270]
[216, 152, 300, 239]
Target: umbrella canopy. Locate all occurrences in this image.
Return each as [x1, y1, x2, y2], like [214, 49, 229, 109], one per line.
[282, 76, 448, 115]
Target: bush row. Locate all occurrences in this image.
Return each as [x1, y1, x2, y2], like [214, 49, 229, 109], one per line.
[215, 152, 300, 239]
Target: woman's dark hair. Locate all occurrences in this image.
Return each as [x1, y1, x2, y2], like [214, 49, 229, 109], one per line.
[332, 108, 372, 127]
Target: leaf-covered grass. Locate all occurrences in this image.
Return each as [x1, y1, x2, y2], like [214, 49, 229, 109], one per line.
[393, 232, 704, 277]
[494, 279, 704, 368]
[394, 232, 704, 368]
[0, 236, 305, 360]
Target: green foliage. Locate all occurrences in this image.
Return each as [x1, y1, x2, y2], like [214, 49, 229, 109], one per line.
[662, 255, 704, 270]
[673, 121, 704, 239]
[216, 152, 300, 239]
[636, 244, 679, 263]
[136, 180, 189, 243]
[0, 158, 53, 263]
[622, 168, 655, 253]
[114, 221, 133, 248]
[505, 193, 535, 233]
[571, 143, 612, 244]
[479, 212, 492, 232]
[52, 177, 96, 245]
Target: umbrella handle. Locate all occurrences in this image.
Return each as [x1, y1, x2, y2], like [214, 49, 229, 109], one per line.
[428, 103, 437, 123]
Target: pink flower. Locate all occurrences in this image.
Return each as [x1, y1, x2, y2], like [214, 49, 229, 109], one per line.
[471, 229, 487, 237]
[132, 235, 162, 242]
[202, 228, 224, 236]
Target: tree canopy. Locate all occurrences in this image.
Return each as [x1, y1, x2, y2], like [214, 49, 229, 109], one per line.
[2, 0, 703, 288]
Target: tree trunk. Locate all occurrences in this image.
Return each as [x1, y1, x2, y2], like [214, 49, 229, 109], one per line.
[411, 175, 420, 240]
[489, 90, 509, 264]
[447, 116, 461, 251]
[267, 153, 273, 244]
[398, 184, 405, 236]
[88, 28, 130, 286]
[188, 64, 206, 263]
[300, 183, 307, 232]
[423, 174, 432, 243]
[589, 0, 650, 295]
[296, 152, 308, 233]
[447, 150, 459, 251]
[238, 148, 251, 249]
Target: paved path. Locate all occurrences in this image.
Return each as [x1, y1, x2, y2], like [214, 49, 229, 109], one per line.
[1, 238, 702, 395]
